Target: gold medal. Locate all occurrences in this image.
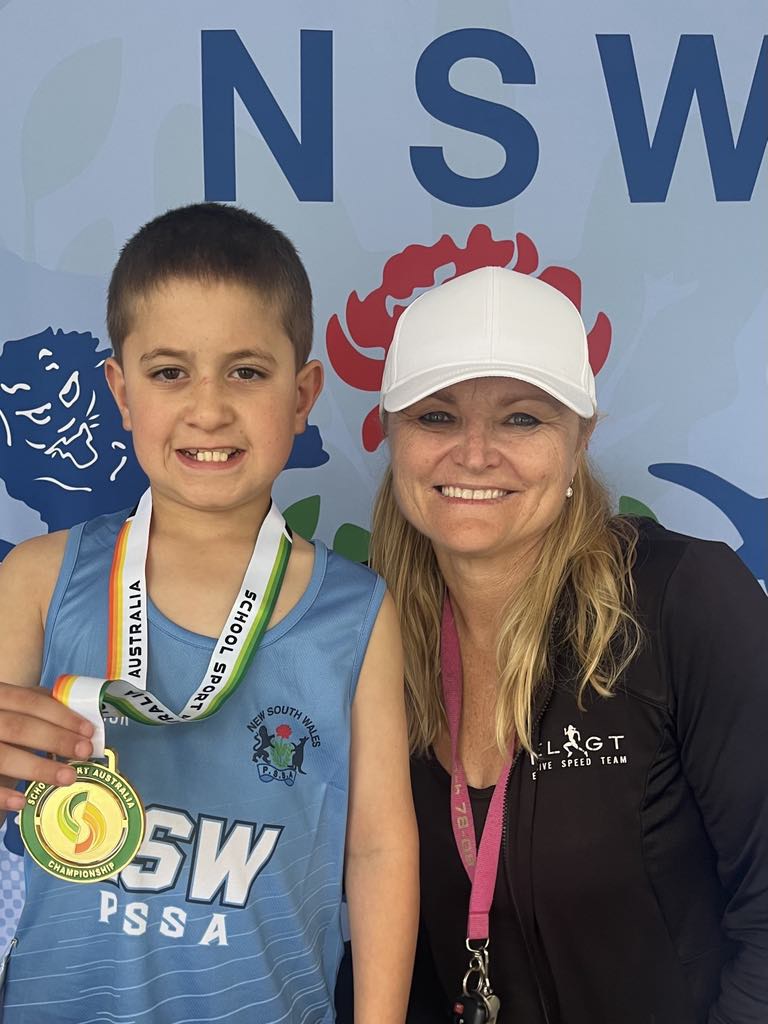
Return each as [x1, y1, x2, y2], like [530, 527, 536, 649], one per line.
[20, 748, 144, 883]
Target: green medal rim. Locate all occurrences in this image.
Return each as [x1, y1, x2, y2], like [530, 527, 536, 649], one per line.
[19, 758, 145, 883]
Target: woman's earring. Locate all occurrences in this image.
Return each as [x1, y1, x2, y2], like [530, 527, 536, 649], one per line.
[565, 483, 574, 499]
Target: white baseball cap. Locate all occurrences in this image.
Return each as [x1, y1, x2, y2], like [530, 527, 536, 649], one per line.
[379, 266, 596, 418]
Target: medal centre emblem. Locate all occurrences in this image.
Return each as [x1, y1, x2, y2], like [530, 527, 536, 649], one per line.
[20, 751, 144, 883]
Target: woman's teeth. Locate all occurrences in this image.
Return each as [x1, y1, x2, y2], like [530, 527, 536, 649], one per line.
[440, 486, 510, 500]
[182, 449, 239, 463]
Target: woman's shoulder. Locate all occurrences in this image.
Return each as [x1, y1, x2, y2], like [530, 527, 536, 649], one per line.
[617, 515, 750, 591]
[618, 515, 765, 633]
[609, 517, 765, 710]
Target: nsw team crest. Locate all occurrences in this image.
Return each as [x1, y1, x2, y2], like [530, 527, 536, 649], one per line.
[247, 706, 321, 787]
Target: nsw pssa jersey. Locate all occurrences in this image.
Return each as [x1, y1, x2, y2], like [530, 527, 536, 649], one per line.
[3, 507, 386, 1024]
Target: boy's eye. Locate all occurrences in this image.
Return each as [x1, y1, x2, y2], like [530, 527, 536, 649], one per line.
[506, 412, 540, 427]
[152, 367, 183, 381]
[232, 367, 262, 380]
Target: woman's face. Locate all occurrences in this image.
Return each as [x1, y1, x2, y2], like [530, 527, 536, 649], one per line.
[387, 377, 588, 565]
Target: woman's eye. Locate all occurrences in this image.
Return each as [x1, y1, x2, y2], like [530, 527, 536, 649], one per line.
[153, 367, 182, 381]
[419, 410, 453, 424]
[507, 412, 540, 427]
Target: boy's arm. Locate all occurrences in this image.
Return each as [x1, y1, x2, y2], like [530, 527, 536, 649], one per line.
[345, 591, 419, 1024]
[0, 535, 94, 817]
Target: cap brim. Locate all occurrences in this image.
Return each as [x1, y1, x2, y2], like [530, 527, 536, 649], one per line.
[380, 365, 595, 418]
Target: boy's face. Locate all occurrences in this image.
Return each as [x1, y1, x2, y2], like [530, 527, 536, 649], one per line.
[105, 277, 322, 518]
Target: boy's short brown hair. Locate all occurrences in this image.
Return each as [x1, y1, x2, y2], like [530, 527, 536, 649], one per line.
[107, 203, 313, 366]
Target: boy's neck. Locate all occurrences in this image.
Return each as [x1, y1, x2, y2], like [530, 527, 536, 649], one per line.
[148, 489, 272, 547]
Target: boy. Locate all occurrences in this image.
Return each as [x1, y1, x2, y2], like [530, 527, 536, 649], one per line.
[0, 204, 418, 1023]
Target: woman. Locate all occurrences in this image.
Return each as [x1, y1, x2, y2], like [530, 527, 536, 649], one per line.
[370, 266, 768, 1023]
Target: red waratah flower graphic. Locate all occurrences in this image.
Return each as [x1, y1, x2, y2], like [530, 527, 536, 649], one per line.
[276, 724, 292, 739]
[326, 225, 612, 451]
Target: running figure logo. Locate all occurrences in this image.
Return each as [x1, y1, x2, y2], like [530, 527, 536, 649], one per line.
[563, 725, 588, 757]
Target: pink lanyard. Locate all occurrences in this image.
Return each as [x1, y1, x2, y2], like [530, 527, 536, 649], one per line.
[441, 596, 513, 942]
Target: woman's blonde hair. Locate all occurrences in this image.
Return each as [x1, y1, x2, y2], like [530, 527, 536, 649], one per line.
[369, 451, 643, 755]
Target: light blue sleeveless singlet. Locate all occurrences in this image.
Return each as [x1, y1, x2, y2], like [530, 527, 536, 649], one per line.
[3, 507, 385, 1023]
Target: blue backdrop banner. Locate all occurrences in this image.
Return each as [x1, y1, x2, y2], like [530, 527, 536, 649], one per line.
[0, 1, 766, 952]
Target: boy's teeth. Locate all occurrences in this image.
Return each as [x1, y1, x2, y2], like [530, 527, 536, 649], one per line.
[440, 486, 509, 500]
[184, 449, 238, 462]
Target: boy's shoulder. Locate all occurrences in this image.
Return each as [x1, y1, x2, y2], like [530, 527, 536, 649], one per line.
[0, 529, 70, 632]
[0, 529, 69, 593]
[289, 539, 386, 635]
[77, 505, 134, 553]
[0, 505, 132, 617]
[287, 535, 382, 606]
[321, 545, 387, 634]
[321, 542, 382, 592]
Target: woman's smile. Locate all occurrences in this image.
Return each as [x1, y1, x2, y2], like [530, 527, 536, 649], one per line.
[434, 484, 514, 501]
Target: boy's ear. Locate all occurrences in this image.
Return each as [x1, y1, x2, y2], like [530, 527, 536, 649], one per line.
[293, 359, 324, 433]
[104, 357, 133, 432]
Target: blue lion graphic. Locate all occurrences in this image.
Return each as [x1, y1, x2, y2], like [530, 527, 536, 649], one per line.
[0, 328, 148, 533]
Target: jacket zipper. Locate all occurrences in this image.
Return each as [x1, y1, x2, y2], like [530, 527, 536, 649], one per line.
[501, 685, 554, 1024]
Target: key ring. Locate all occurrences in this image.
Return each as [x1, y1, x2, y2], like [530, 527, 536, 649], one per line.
[462, 949, 490, 996]
[461, 961, 485, 997]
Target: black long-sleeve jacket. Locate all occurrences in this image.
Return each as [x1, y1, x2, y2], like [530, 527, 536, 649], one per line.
[410, 522, 768, 1023]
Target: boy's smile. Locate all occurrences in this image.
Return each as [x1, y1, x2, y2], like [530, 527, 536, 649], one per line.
[178, 447, 242, 464]
[105, 277, 322, 519]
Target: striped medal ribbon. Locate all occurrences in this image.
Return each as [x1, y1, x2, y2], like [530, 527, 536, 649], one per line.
[55, 487, 293, 751]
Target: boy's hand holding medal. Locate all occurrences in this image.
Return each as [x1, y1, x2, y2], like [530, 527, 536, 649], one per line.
[0, 680, 94, 809]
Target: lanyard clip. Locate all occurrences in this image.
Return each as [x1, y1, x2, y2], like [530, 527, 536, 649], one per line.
[462, 938, 492, 998]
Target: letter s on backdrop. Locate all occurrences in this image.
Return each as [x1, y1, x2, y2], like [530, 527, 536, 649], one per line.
[410, 28, 539, 206]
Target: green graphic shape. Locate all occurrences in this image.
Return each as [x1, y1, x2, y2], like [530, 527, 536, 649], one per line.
[283, 496, 371, 561]
[283, 495, 321, 539]
[333, 523, 371, 563]
[619, 496, 658, 521]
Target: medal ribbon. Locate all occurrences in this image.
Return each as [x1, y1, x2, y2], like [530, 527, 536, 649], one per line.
[441, 595, 513, 942]
[54, 488, 292, 746]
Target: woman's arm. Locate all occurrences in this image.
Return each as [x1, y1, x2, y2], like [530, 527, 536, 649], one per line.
[345, 591, 419, 1024]
[663, 540, 768, 1021]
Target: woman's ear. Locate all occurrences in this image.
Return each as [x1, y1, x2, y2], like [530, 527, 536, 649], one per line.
[579, 413, 597, 451]
[104, 357, 132, 432]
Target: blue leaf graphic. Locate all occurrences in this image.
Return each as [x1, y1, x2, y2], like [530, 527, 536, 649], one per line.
[649, 463, 767, 581]
[285, 424, 329, 470]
